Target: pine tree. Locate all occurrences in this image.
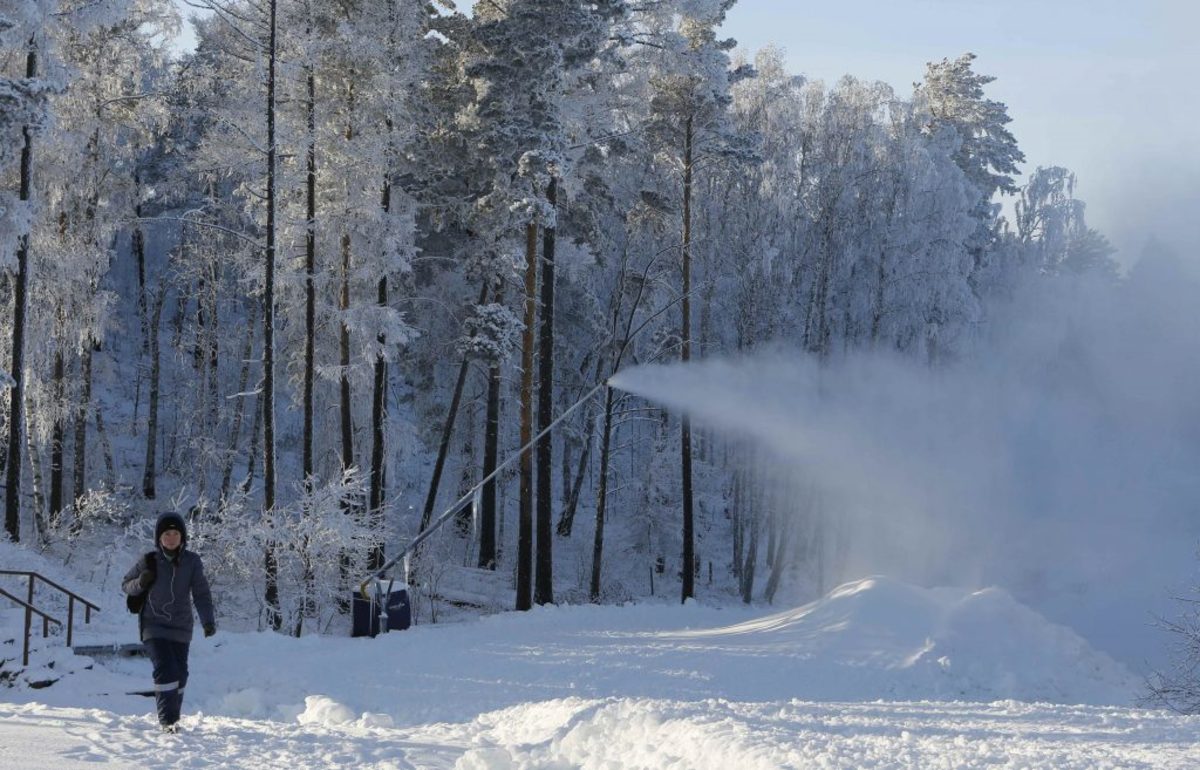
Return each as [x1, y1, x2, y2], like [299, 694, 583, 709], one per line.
[641, 0, 747, 601]
[916, 53, 1024, 291]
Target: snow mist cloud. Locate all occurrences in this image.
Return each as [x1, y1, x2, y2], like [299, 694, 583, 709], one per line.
[611, 247, 1200, 671]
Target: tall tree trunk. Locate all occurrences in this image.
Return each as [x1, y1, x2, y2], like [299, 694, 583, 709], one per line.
[368, 180, 390, 572]
[49, 349, 65, 517]
[740, 477, 759, 604]
[298, 61, 316, 636]
[339, 232, 354, 470]
[731, 467, 743, 580]
[222, 300, 257, 499]
[762, 506, 794, 604]
[589, 386, 615, 602]
[263, 0, 281, 631]
[24, 396, 45, 539]
[133, 171, 147, 318]
[516, 222, 538, 610]
[478, 283, 502, 569]
[304, 94, 324, 628]
[142, 286, 165, 499]
[454, 387, 478, 535]
[73, 345, 93, 505]
[242, 386, 263, 494]
[205, 267, 220, 448]
[535, 178, 557, 606]
[5, 40, 37, 542]
[93, 389, 114, 490]
[557, 408, 594, 538]
[766, 498, 778, 569]
[558, 357, 603, 538]
[420, 282, 489, 532]
[194, 275, 207, 372]
[339, 83, 357, 477]
[302, 58, 316, 493]
[475, 365, 501, 566]
[680, 115, 696, 603]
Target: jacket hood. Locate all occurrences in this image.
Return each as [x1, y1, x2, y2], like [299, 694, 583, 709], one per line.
[154, 511, 187, 550]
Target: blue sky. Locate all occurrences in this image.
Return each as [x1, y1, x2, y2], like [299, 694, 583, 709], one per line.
[719, 0, 1199, 266]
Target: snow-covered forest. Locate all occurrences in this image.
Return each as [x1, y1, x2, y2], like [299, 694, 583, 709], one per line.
[4, 0, 1200, 719]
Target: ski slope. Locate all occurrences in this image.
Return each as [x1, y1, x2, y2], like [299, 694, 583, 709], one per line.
[4, 569, 1199, 768]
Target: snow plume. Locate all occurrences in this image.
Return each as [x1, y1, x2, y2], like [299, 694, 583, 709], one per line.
[610, 246, 1200, 672]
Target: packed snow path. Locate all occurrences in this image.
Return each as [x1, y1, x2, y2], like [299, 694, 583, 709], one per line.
[4, 577, 1199, 767]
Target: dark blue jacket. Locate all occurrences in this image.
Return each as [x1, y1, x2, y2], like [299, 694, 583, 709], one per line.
[122, 512, 215, 643]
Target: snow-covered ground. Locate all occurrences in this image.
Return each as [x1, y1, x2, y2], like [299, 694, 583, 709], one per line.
[4, 548, 1199, 769]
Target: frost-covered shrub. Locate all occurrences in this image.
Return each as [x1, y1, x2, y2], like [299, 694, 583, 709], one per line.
[1146, 597, 1200, 714]
[187, 470, 384, 635]
[49, 488, 136, 541]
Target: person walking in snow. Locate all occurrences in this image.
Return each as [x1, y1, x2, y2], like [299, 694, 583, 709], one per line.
[122, 511, 217, 733]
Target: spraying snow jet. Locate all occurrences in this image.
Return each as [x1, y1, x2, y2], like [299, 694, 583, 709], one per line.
[611, 247, 1200, 671]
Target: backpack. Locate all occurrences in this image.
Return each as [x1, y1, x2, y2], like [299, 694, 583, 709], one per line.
[126, 551, 156, 614]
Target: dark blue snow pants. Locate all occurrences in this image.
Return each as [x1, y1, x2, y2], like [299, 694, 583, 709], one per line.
[144, 638, 190, 726]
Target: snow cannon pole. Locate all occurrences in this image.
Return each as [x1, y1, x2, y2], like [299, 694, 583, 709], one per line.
[358, 381, 610, 600]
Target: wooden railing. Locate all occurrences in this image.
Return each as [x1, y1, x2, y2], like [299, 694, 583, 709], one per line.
[0, 570, 101, 667]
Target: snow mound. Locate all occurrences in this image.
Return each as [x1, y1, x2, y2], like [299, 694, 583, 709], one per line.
[296, 694, 356, 726]
[663, 576, 1139, 703]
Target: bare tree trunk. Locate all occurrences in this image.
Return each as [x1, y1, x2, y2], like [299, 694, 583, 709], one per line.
[263, 0, 282, 631]
[731, 466, 743, 580]
[73, 345, 93, 505]
[133, 171, 147, 323]
[763, 506, 794, 604]
[454, 387, 479, 537]
[242, 387, 262, 494]
[589, 243, 655, 601]
[563, 355, 605, 539]
[302, 66, 316, 490]
[161, 273, 186, 476]
[49, 349, 64, 517]
[516, 222, 537, 611]
[420, 283, 489, 532]
[5, 40, 36, 542]
[338, 82, 357, 481]
[478, 284, 502, 569]
[24, 401, 46, 539]
[535, 178, 557, 606]
[680, 115, 696, 602]
[206, 265, 220, 459]
[142, 286, 165, 499]
[589, 386, 615, 602]
[368, 180, 390, 572]
[294, 61, 317, 640]
[339, 235, 354, 470]
[766, 500, 778, 569]
[222, 301, 257, 499]
[560, 423, 572, 515]
[93, 392, 114, 490]
[557, 409, 593, 538]
[740, 478, 759, 604]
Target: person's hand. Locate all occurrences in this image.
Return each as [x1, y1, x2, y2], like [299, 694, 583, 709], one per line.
[203, 623, 217, 638]
[137, 570, 155, 589]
